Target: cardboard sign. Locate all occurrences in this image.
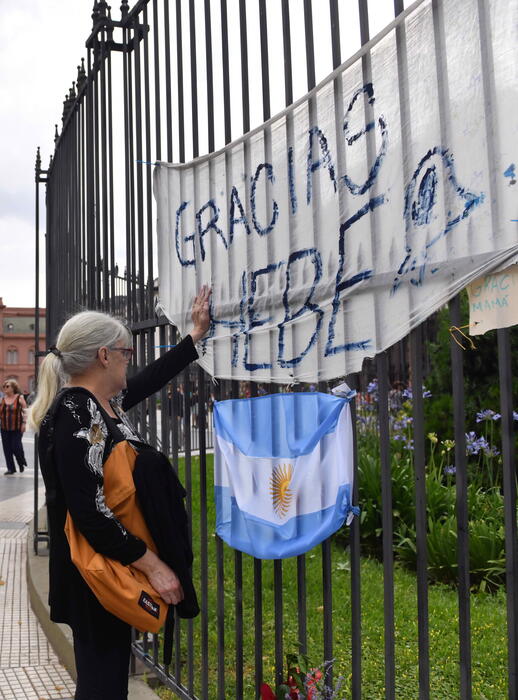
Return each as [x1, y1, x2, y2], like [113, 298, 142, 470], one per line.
[468, 265, 518, 335]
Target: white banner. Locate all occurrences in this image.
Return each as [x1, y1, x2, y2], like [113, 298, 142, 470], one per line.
[154, 0, 518, 383]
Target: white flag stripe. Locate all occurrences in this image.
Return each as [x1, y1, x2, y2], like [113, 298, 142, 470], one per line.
[215, 402, 353, 523]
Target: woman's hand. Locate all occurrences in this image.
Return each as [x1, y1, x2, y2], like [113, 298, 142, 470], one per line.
[132, 549, 184, 605]
[188, 285, 212, 344]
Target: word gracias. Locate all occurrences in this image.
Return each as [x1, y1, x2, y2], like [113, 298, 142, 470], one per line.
[174, 83, 386, 268]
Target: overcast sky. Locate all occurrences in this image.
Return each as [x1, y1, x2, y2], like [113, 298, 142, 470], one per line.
[0, 0, 92, 308]
[0, 0, 401, 310]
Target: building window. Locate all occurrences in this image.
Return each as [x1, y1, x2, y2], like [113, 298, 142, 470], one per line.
[28, 349, 35, 364]
[6, 348, 18, 364]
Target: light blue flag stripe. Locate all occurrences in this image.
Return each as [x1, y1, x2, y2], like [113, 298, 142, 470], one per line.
[213, 391, 348, 458]
[215, 484, 358, 560]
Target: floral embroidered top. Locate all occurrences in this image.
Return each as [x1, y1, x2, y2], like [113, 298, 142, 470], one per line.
[38, 335, 198, 639]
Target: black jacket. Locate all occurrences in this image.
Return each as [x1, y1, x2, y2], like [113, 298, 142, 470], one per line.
[133, 446, 200, 664]
[38, 336, 198, 642]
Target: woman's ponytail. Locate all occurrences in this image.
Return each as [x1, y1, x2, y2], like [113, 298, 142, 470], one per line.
[28, 352, 66, 431]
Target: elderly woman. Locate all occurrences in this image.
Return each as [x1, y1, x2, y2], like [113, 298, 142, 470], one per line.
[1, 378, 28, 475]
[29, 286, 210, 700]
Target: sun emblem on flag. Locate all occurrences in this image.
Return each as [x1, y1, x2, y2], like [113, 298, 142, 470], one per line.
[270, 463, 294, 518]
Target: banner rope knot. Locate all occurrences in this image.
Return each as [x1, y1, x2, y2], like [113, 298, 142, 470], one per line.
[448, 324, 477, 351]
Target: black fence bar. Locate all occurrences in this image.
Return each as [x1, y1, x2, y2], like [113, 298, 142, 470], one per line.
[183, 366, 195, 695]
[273, 559, 284, 688]
[498, 328, 518, 699]
[122, 21, 133, 322]
[377, 352, 396, 699]
[410, 323, 430, 698]
[142, 4, 155, 317]
[163, 0, 173, 162]
[93, 40, 101, 307]
[303, 0, 316, 91]
[176, 0, 185, 164]
[322, 537, 333, 677]
[348, 376, 362, 700]
[133, 14, 146, 319]
[450, 296, 472, 699]
[197, 366, 210, 700]
[100, 29, 109, 309]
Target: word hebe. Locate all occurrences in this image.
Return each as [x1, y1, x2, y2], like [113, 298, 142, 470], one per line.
[203, 248, 375, 371]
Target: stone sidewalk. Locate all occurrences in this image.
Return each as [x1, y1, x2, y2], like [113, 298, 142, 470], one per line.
[0, 433, 158, 700]
[0, 461, 76, 700]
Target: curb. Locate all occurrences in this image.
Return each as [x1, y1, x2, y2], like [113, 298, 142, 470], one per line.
[27, 514, 159, 700]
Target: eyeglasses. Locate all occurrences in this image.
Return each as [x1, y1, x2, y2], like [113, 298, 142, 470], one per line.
[109, 347, 134, 361]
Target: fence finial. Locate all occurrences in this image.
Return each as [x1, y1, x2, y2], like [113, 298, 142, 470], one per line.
[35, 147, 41, 173]
[61, 93, 69, 124]
[91, 1, 101, 27]
[120, 0, 129, 19]
[97, 0, 109, 18]
[77, 59, 87, 90]
[54, 124, 59, 144]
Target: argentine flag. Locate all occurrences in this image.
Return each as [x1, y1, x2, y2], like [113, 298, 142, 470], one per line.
[213, 392, 358, 560]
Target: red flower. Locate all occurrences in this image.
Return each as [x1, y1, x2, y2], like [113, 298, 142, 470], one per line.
[305, 669, 323, 699]
[260, 683, 277, 700]
[286, 675, 300, 699]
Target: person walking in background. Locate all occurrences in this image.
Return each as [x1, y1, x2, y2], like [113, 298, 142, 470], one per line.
[1, 378, 28, 475]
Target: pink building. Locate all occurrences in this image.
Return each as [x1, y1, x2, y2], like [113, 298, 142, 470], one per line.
[0, 298, 46, 394]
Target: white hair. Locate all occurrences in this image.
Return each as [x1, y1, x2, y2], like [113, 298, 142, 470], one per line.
[29, 311, 132, 431]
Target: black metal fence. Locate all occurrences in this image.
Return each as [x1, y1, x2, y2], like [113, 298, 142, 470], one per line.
[35, 1, 517, 698]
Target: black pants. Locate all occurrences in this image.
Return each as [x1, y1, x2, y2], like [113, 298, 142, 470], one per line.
[73, 626, 132, 700]
[1, 429, 26, 473]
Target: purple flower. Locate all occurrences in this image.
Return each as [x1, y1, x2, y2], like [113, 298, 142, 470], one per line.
[401, 386, 431, 400]
[392, 415, 413, 434]
[366, 379, 378, 397]
[465, 431, 481, 455]
[476, 409, 500, 423]
[482, 444, 500, 458]
[444, 465, 456, 475]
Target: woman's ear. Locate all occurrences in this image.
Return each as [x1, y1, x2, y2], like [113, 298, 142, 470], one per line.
[98, 346, 109, 367]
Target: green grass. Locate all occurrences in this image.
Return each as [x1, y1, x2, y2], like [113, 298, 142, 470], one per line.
[153, 454, 508, 699]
